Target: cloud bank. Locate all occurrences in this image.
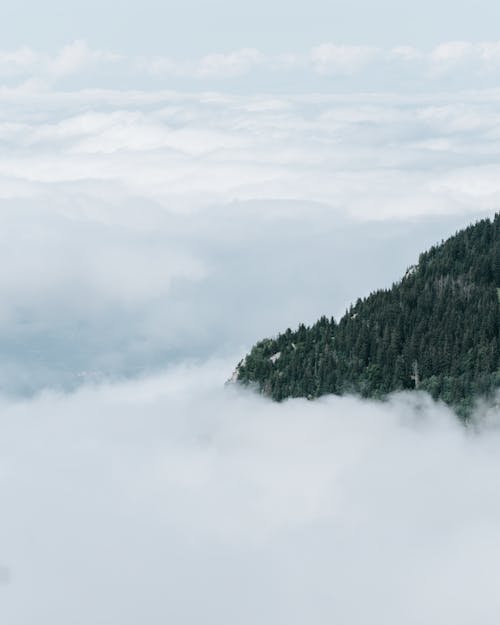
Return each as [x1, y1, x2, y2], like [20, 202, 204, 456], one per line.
[2, 30, 500, 625]
[1, 360, 500, 624]
[5, 39, 500, 88]
[0, 81, 499, 392]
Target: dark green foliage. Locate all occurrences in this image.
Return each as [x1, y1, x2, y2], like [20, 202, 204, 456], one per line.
[236, 214, 500, 416]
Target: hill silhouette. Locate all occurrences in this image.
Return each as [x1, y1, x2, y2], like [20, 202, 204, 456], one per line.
[235, 214, 500, 416]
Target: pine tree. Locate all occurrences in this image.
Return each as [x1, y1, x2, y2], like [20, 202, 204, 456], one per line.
[236, 214, 500, 417]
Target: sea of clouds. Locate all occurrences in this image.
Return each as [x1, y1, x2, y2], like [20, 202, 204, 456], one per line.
[2, 42, 500, 623]
[1, 76, 499, 391]
[2, 360, 500, 624]
[6, 39, 500, 90]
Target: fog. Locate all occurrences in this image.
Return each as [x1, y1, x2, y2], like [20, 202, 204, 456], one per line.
[1, 83, 497, 393]
[0, 359, 499, 624]
[0, 200, 476, 394]
[3, 32, 500, 624]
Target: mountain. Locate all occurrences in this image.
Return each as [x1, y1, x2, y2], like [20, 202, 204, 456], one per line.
[234, 214, 500, 417]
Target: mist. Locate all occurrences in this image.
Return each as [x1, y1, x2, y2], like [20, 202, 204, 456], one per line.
[3, 13, 500, 623]
[1, 81, 497, 394]
[0, 200, 476, 395]
[0, 359, 499, 624]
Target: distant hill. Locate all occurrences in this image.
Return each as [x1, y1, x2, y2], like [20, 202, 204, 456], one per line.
[234, 214, 500, 417]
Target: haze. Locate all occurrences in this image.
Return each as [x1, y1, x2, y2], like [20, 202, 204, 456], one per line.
[1, 1, 500, 622]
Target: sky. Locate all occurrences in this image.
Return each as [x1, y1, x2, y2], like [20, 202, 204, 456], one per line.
[2, 0, 500, 54]
[2, 1, 500, 622]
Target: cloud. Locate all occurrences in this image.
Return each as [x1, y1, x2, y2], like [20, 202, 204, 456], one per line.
[0, 47, 38, 76]
[428, 41, 477, 76]
[196, 48, 264, 78]
[5, 40, 500, 87]
[138, 48, 264, 79]
[139, 55, 188, 77]
[0, 40, 120, 85]
[48, 39, 120, 78]
[390, 45, 423, 61]
[431, 41, 474, 64]
[310, 44, 380, 75]
[0, 86, 498, 393]
[0, 194, 473, 395]
[3, 33, 500, 625]
[478, 42, 500, 63]
[2, 359, 500, 624]
[429, 41, 500, 75]
[2, 38, 500, 624]
[3, 87, 500, 218]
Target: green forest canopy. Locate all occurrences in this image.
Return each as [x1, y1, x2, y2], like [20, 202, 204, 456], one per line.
[236, 213, 500, 417]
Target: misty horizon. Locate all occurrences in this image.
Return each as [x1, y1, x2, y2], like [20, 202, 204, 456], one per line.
[2, 1, 500, 623]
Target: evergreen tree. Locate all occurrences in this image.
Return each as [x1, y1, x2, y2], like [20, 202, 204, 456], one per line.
[236, 214, 500, 418]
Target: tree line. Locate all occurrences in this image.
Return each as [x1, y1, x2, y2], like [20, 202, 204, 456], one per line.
[236, 214, 500, 417]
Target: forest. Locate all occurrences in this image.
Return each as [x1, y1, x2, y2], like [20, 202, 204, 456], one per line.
[236, 214, 500, 417]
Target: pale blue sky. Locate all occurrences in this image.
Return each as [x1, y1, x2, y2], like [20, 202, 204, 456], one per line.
[2, 0, 499, 55]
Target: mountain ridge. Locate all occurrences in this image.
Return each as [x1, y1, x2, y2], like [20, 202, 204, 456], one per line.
[234, 213, 500, 417]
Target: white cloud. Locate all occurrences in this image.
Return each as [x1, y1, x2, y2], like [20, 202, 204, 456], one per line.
[0, 47, 39, 76]
[1, 41, 500, 624]
[478, 42, 500, 63]
[4, 40, 500, 87]
[310, 43, 380, 75]
[0, 41, 120, 83]
[48, 39, 120, 78]
[3, 87, 499, 220]
[390, 45, 423, 61]
[431, 41, 474, 64]
[3, 35, 500, 625]
[139, 55, 188, 77]
[196, 48, 264, 78]
[139, 48, 265, 79]
[429, 41, 500, 75]
[0, 85, 499, 392]
[428, 41, 477, 77]
[2, 360, 500, 624]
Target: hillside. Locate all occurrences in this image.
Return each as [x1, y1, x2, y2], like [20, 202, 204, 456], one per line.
[235, 214, 500, 416]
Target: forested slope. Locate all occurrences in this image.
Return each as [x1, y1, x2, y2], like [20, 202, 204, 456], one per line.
[235, 214, 500, 415]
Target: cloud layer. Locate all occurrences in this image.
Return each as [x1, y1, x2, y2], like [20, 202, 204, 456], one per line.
[1, 360, 500, 624]
[5, 39, 500, 87]
[2, 32, 500, 625]
[4, 85, 500, 220]
[1, 81, 499, 392]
